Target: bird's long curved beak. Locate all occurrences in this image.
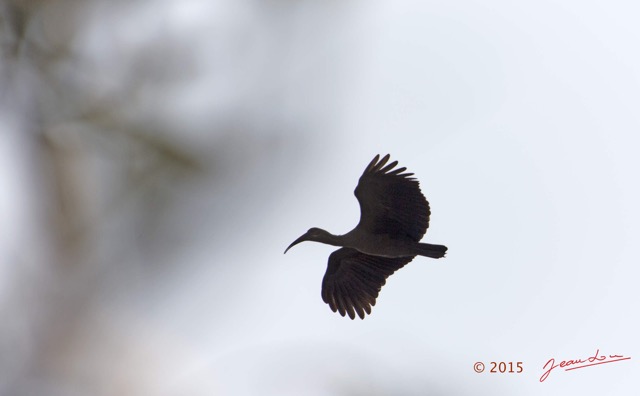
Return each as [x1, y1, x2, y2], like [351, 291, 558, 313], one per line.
[284, 233, 308, 254]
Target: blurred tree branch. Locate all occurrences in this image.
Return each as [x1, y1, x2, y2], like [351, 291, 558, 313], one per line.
[3, 0, 204, 258]
[2, 1, 207, 394]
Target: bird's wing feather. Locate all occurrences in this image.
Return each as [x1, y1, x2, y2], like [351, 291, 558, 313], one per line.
[355, 154, 430, 241]
[321, 247, 415, 319]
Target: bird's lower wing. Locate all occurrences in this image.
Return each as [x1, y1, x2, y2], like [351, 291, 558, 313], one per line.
[321, 248, 415, 319]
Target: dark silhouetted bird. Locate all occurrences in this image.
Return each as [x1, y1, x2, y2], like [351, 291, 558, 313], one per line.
[285, 154, 447, 319]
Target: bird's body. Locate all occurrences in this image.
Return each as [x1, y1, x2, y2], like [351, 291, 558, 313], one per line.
[332, 228, 444, 258]
[285, 154, 447, 319]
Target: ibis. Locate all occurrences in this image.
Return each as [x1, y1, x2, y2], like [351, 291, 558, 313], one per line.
[285, 154, 447, 319]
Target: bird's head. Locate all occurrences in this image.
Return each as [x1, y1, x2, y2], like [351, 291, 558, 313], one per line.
[284, 227, 332, 254]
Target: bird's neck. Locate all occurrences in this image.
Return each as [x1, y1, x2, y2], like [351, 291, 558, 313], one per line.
[333, 229, 363, 249]
[321, 232, 345, 247]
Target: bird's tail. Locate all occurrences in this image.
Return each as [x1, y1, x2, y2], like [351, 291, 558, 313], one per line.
[415, 243, 447, 259]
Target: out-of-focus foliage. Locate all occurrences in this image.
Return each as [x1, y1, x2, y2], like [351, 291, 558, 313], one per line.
[1, 1, 210, 394]
[0, 1, 288, 394]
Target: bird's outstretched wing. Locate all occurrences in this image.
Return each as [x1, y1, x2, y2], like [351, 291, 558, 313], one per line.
[321, 247, 415, 319]
[355, 154, 430, 241]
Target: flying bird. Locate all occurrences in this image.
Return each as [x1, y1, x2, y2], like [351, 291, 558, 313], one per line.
[285, 154, 447, 319]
